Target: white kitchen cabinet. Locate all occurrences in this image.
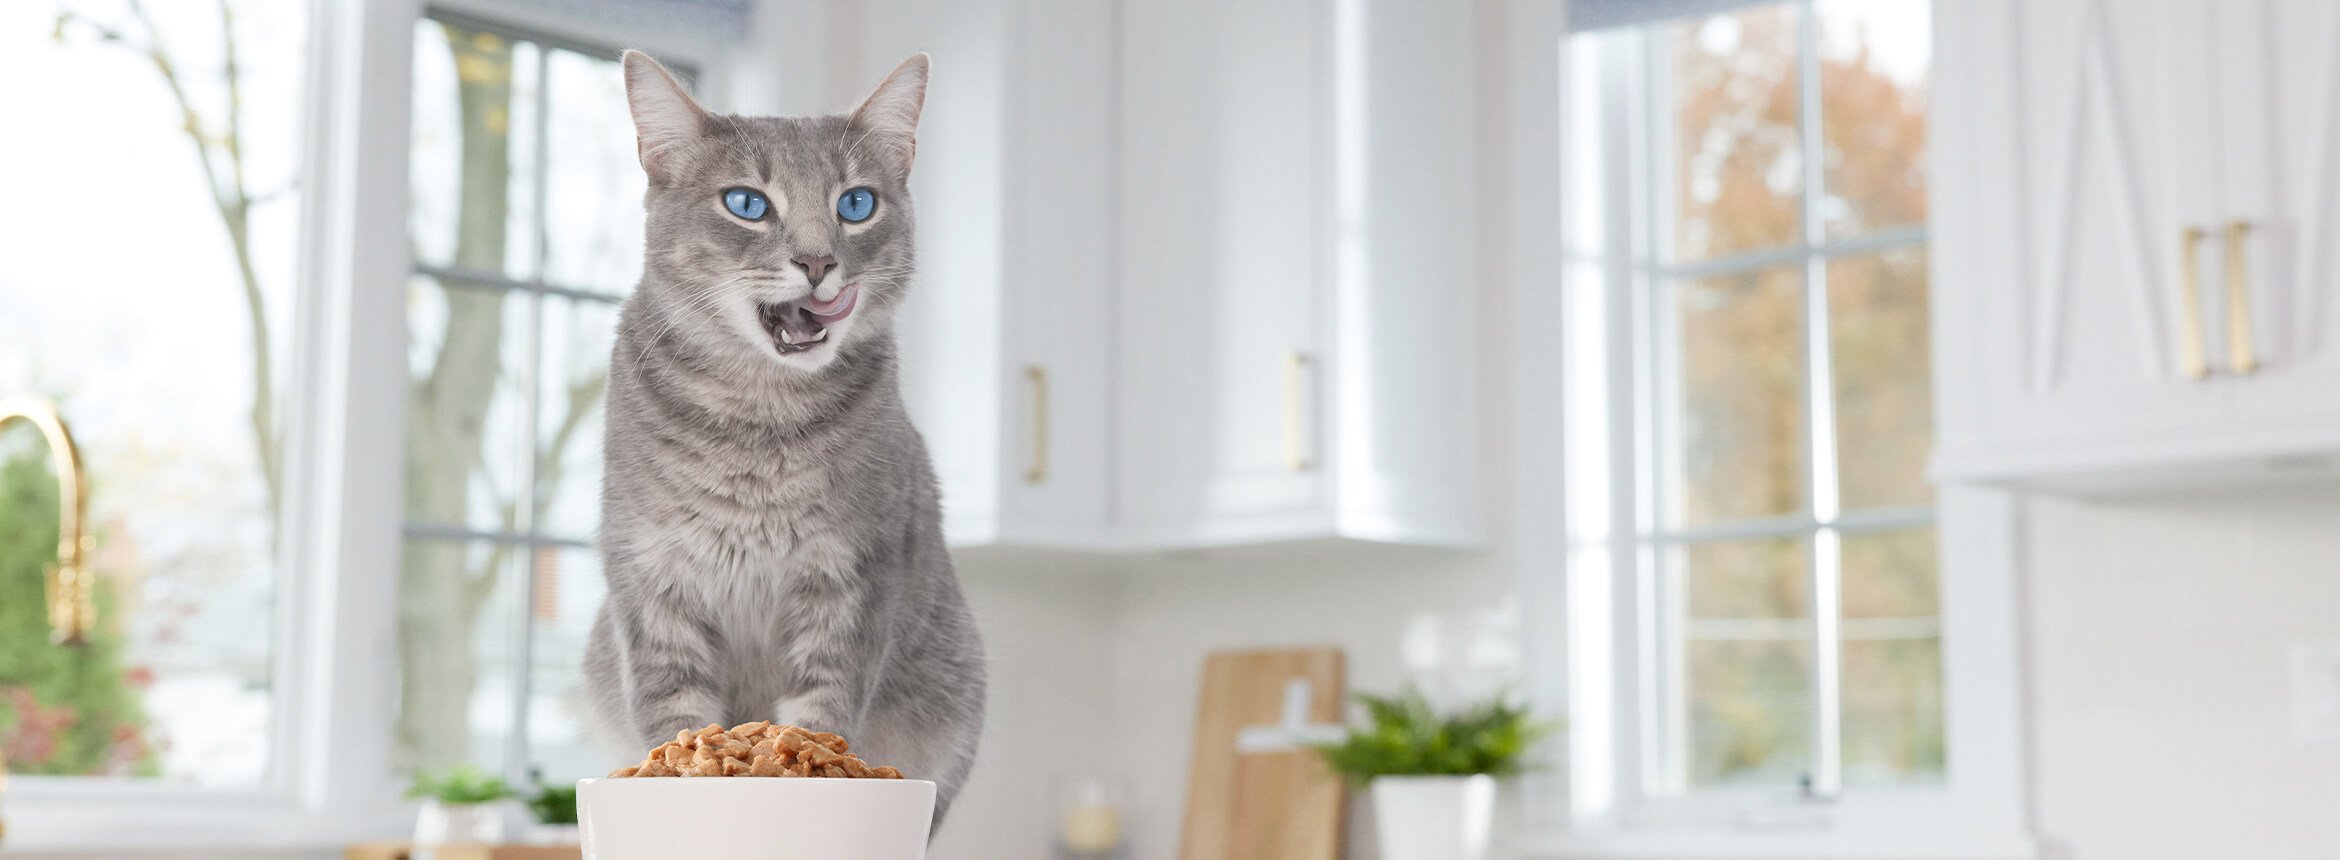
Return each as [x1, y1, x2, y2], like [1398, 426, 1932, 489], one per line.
[1115, 0, 1329, 543]
[993, 0, 1120, 546]
[856, 0, 1482, 548]
[850, 0, 1115, 548]
[2215, 1, 2340, 427]
[1114, 0, 1484, 547]
[1933, 0, 2340, 489]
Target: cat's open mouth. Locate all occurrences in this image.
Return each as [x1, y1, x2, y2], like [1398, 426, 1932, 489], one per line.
[757, 282, 860, 354]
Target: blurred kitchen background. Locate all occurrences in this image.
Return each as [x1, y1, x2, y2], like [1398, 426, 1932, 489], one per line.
[4, 0, 2340, 858]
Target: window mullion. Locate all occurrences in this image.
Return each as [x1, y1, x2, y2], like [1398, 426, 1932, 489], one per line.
[504, 42, 555, 791]
[1794, 0, 1846, 800]
[402, 522, 589, 548]
[1634, 22, 1687, 798]
[411, 262, 627, 304]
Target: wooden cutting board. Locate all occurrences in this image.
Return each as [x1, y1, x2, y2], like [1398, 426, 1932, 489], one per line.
[1179, 647, 1346, 860]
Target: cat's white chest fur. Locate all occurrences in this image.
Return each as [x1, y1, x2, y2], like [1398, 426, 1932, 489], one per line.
[645, 449, 860, 651]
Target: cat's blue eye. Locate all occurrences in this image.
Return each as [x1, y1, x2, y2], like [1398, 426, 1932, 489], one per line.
[837, 187, 876, 223]
[722, 188, 769, 221]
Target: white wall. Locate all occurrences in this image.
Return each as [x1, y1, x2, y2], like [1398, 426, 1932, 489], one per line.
[935, 543, 1517, 860]
[930, 553, 1122, 858]
[1103, 544, 1516, 860]
[2025, 485, 2340, 860]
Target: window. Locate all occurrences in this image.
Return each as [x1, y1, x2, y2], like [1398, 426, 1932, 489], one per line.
[0, 0, 308, 788]
[3, 1, 745, 849]
[1560, 0, 1945, 819]
[398, 15, 656, 786]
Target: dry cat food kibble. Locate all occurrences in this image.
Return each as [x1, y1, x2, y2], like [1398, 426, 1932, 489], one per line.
[607, 721, 906, 779]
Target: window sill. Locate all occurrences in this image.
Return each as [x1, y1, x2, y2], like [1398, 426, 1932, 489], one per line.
[1517, 783, 2035, 860]
[1, 793, 403, 857]
[1517, 829, 2037, 860]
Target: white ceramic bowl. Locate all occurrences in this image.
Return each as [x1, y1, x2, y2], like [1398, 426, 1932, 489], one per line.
[577, 777, 936, 859]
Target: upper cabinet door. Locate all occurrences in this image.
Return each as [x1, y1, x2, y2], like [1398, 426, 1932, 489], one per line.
[1117, 0, 1328, 538]
[1937, 0, 2340, 487]
[855, 0, 1016, 544]
[1968, 0, 2229, 452]
[2216, 0, 2340, 424]
[997, 0, 1117, 542]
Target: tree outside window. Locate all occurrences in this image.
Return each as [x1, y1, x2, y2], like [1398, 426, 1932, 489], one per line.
[1569, 0, 1937, 797]
[1, 0, 307, 783]
[398, 16, 644, 785]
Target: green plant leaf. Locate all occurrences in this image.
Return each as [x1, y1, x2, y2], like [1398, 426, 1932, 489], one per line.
[407, 764, 516, 804]
[1310, 687, 1558, 784]
[527, 781, 579, 825]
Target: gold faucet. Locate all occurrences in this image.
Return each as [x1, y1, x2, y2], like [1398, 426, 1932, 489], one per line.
[0, 398, 93, 646]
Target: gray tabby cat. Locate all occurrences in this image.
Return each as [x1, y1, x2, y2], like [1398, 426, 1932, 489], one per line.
[584, 50, 985, 824]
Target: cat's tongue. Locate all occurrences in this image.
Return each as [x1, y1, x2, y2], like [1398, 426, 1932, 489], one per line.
[804, 282, 859, 325]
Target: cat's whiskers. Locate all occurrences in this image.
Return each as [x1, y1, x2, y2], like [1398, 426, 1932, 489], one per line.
[630, 272, 778, 385]
[712, 133, 761, 181]
[847, 262, 914, 284]
[647, 239, 726, 263]
[840, 127, 885, 179]
[630, 288, 759, 389]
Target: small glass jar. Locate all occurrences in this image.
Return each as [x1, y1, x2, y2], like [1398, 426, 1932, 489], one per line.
[1055, 776, 1125, 859]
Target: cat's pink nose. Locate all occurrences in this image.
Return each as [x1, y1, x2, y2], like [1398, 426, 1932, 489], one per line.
[792, 254, 838, 285]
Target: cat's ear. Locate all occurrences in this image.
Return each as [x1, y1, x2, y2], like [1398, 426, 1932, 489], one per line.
[623, 50, 710, 184]
[848, 53, 930, 178]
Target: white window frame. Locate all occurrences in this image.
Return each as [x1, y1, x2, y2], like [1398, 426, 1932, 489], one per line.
[399, 7, 689, 793]
[1505, 2, 2035, 857]
[3, 0, 790, 851]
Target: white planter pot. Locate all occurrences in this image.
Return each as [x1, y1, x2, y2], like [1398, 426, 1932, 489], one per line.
[526, 822, 582, 845]
[1370, 775, 1495, 860]
[413, 799, 507, 856]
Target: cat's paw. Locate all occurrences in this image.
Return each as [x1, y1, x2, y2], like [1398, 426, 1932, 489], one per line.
[638, 710, 729, 746]
[773, 692, 844, 734]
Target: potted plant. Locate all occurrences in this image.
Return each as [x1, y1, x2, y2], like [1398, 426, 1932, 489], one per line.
[407, 765, 515, 853]
[524, 778, 581, 845]
[1314, 689, 1549, 860]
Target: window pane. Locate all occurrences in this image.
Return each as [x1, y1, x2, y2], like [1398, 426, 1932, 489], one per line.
[1841, 526, 1937, 619]
[526, 545, 607, 782]
[1817, 0, 1929, 239]
[536, 297, 617, 538]
[1667, 3, 1803, 261]
[1842, 637, 1942, 784]
[0, 0, 308, 785]
[543, 49, 647, 294]
[1829, 247, 1932, 510]
[411, 22, 542, 279]
[397, 538, 522, 771]
[1686, 537, 1811, 619]
[1678, 537, 1811, 788]
[1840, 527, 1945, 784]
[407, 277, 532, 533]
[1672, 267, 1805, 525]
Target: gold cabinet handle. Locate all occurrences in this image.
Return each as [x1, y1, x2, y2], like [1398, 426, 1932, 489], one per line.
[1023, 365, 1049, 484]
[2224, 220, 2260, 374]
[2179, 226, 2211, 380]
[1283, 352, 1313, 472]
